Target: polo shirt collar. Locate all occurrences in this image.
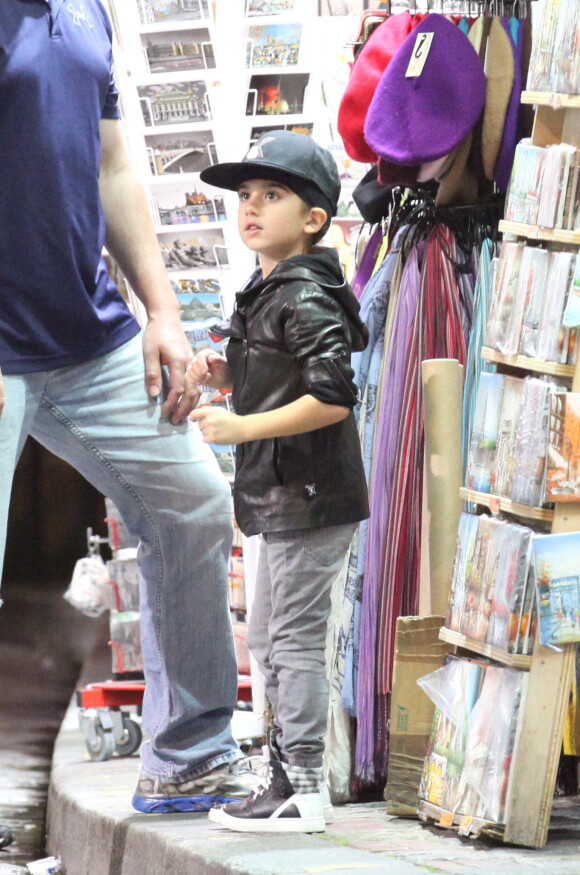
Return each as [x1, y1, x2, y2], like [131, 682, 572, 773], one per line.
[49, 0, 66, 21]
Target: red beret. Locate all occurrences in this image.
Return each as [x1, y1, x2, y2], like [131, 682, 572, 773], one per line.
[337, 10, 423, 164]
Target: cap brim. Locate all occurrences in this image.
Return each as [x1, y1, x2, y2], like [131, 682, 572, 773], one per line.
[200, 161, 314, 192]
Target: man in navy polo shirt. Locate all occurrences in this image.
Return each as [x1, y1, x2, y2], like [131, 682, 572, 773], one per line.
[0, 0, 257, 813]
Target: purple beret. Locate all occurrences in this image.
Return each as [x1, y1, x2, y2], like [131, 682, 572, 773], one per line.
[364, 13, 487, 165]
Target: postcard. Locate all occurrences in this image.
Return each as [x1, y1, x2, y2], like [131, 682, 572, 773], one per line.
[246, 0, 295, 15]
[142, 29, 215, 75]
[159, 229, 228, 271]
[151, 181, 226, 226]
[145, 128, 217, 174]
[246, 23, 302, 67]
[246, 72, 310, 115]
[138, 0, 209, 25]
[176, 290, 222, 322]
[137, 81, 211, 127]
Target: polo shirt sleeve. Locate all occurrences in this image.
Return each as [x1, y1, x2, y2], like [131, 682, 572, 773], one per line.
[102, 63, 121, 120]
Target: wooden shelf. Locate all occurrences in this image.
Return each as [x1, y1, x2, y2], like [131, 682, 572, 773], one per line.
[439, 627, 533, 669]
[459, 486, 554, 522]
[480, 346, 575, 379]
[498, 220, 580, 246]
[521, 91, 580, 109]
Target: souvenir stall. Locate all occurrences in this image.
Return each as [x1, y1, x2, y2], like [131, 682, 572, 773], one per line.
[75, 0, 580, 849]
[326, 0, 580, 850]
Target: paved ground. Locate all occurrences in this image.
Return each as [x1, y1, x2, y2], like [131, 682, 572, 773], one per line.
[46, 720, 580, 875]
[3, 576, 580, 874]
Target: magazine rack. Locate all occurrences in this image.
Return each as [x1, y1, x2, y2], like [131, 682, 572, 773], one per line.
[418, 89, 580, 849]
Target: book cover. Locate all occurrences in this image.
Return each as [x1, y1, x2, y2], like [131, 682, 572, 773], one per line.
[533, 531, 580, 645]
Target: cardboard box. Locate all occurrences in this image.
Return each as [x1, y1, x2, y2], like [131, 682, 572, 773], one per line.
[384, 615, 449, 816]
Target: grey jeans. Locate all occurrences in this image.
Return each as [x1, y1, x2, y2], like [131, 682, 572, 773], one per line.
[247, 523, 357, 768]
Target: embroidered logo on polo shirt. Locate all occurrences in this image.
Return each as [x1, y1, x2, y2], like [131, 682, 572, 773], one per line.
[66, 3, 94, 27]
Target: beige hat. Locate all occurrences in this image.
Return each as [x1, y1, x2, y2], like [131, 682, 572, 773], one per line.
[481, 16, 515, 180]
[434, 15, 487, 205]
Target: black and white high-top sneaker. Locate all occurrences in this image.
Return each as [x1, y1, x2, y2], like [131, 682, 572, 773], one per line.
[208, 756, 325, 833]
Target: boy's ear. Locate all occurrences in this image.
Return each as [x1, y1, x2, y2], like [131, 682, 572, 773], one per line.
[304, 207, 328, 236]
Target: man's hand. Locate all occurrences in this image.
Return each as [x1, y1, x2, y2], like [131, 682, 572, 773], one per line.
[0, 367, 4, 415]
[186, 349, 231, 390]
[142, 309, 199, 423]
[190, 406, 246, 445]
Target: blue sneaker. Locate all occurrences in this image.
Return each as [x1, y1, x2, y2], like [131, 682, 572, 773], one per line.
[132, 759, 261, 814]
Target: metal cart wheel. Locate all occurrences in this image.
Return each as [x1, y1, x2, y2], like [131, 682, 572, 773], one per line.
[114, 716, 142, 757]
[86, 723, 116, 762]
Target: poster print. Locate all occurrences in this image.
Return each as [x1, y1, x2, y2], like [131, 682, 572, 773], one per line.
[145, 129, 217, 174]
[137, 81, 211, 127]
[138, 0, 210, 25]
[246, 23, 302, 67]
[534, 531, 580, 645]
[246, 72, 309, 115]
[142, 29, 215, 73]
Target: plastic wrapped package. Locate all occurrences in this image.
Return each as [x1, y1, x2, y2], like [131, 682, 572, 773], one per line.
[418, 658, 527, 823]
[538, 252, 575, 363]
[465, 373, 505, 493]
[485, 243, 524, 352]
[105, 557, 141, 613]
[63, 554, 109, 617]
[510, 377, 555, 506]
[109, 610, 143, 675]
[526, 0, 561, 91]
[446, 512, 479, 633]
[550, 0, 580, 94]
[418, 658, 483, 812]
[490, 375, 525, 496]
[461, 666, 525, 823]
[519, 248, 550, 359]
[104, 497, 140, 552]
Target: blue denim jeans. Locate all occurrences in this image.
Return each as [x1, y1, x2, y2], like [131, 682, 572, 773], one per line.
[0, 334, 240, 780]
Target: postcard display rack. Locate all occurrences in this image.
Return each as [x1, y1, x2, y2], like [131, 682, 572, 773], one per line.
[416, 86, 580, 848]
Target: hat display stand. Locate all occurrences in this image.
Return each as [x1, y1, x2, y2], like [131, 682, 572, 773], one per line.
[346, 3, 580, 848]
[338, 0, 538, 204]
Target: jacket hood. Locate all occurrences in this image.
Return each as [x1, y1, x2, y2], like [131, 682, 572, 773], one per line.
[246, 247, 369, 352]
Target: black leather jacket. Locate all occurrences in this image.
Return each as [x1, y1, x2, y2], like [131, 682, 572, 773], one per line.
[212, 248, 370, 536]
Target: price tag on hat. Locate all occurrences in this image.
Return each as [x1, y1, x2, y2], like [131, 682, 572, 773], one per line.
[405, 32, 434, 78]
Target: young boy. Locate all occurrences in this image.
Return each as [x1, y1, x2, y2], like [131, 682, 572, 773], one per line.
[188, 131, 369, 833]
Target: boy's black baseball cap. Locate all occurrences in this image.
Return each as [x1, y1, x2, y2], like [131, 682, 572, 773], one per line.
[200, 130, 340, 222]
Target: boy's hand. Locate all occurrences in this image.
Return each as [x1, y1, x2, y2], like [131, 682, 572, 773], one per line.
[190, 406, 246, 445]
[186, 349, 231, 390]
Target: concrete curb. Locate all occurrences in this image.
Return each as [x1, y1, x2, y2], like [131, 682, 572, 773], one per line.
[46, 729, 430, 875]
